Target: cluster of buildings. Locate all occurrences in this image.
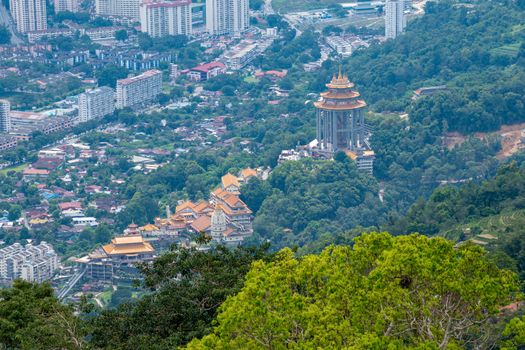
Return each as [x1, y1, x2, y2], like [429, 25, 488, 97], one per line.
[0, 69, 163, 147]
[9, 0, 250, 38]
[0, 242, 59, 284]
[137, 169, 260, 245]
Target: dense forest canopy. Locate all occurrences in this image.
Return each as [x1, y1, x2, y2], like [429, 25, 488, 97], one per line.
[186, 233, 519, 349]
[333, 0, 525, 134]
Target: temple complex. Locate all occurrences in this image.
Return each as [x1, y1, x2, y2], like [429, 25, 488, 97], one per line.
[77, 235, 155, 281]
[280, 70, 375, 174]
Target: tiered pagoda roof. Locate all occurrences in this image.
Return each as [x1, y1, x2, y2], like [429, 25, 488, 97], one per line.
[314, 70, 367, 111]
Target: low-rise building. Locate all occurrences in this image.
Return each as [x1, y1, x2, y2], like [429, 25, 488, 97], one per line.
[187, 62, 225, 81]
[223, 42, 258, 70]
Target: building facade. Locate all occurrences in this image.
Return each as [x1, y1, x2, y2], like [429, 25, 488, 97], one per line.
[96, 0, 140, 19]
[78, 87, 115, 123]
[54, 0, 79, 13]
[0, 99, 11, 133]
[116, 70, 162, 109]
[385, 0, 406, 39]
[205, 0, 249, 35]
[9, 0, 47, 33]
[0, 242, 59, 283]
[140, 0, 192, 38]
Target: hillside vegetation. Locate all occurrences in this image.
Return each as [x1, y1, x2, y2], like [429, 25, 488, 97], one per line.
[332, 0, 525, 134]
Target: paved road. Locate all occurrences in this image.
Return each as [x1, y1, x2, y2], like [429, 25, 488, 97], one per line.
[0, 3, 24, 45]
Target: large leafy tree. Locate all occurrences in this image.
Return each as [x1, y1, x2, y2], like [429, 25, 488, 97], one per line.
[87, 244, 273, 349]
[0, 280, 85, 350]
[187, 233, 519, 349]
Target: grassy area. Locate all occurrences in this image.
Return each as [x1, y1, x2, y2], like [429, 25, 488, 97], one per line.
[244, 76, 259, 84]
[97, 289, 113, 307]
[440, 210, 525, 245]
[272, 0, 341, 13]
[0, 164, 27, 175]
[491, 43, 521, 57]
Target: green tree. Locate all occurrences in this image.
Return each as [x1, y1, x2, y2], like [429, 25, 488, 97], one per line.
[88, 244, 272, 349]
[187, 233, 519, 349]
[115, 29, 128, 41]
[0, 280, 85, 349]
[96, 64, 129, 88]
[0, 25, 11, 44]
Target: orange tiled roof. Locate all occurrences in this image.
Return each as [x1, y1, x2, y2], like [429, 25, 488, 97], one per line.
[240, 168, 257, 179]
[102, 236, 154, 255]
[176, 201, 196, 213]
[221, 173, 240, 189]
[190, 215, 211, 232]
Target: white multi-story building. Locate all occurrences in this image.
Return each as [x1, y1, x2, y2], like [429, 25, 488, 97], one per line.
[385, 0, 406, 39]
[0, 100, 11, 133]
[140, 0, 192, 38]
[205, 0, 249, 35]
[96, 0, 140, 19]
[78, 87, 115, 123]
[0, 242, 59, 283]
[54, 0, 79, 13]
[9, 0, 47, 33]
[223, 42, 258, 70]
[116, 70, 163, 109]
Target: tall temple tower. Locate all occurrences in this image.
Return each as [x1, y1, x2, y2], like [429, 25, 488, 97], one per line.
[314, 70, 367, 154]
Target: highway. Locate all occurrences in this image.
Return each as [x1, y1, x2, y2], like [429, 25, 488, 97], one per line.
[57, 267, 86, 301]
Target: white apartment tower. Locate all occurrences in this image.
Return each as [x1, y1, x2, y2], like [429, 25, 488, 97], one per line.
[96, 0, 140, 19]
[206, 0, 249, 35]
[0, 242, 59, 283]
[385, 0, 406, 39]
[116, 70, 163, 109]
[140, 0, 192, 38]
[9, 0, 47, 33]
[0, 100, 11, 133]
[78, 87, 115, 123]
[54, 0, 79, 13]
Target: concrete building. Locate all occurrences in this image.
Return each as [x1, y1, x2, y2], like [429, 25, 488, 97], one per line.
[325, 36, 353, 57]
[9, 0, 47, 33]
[0, 100, 11, 133]
[0, 242, 59, 283]
[78, 87, 115, 123]
[187, 61, 225, 81]
[223, 42, 258, 70]
[54, 0, 79, 13]
[96, 0, 140, 19]
[116, 70, 162, 109]
[385, 0, 406, 39]
[205, 0, 249, 35]
[27, 28, 76, 43]
[140, 0, 192, 38]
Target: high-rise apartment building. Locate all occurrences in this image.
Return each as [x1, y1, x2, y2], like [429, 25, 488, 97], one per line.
[0, 100, 11, 133]
[54, 0, 79, 13]
[116, 70, 162, 109]
[9, 0, 47, 33]
[0, 242, 59, 283]
[96, 0, 140, 19]
[140, 0, 192, 38]
[78, 87, 115, 123]
[385, 0, 406, 39]
[205, 0, 249, 35]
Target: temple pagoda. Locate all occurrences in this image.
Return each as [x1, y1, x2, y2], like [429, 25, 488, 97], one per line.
[312, 69, 375, 174]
